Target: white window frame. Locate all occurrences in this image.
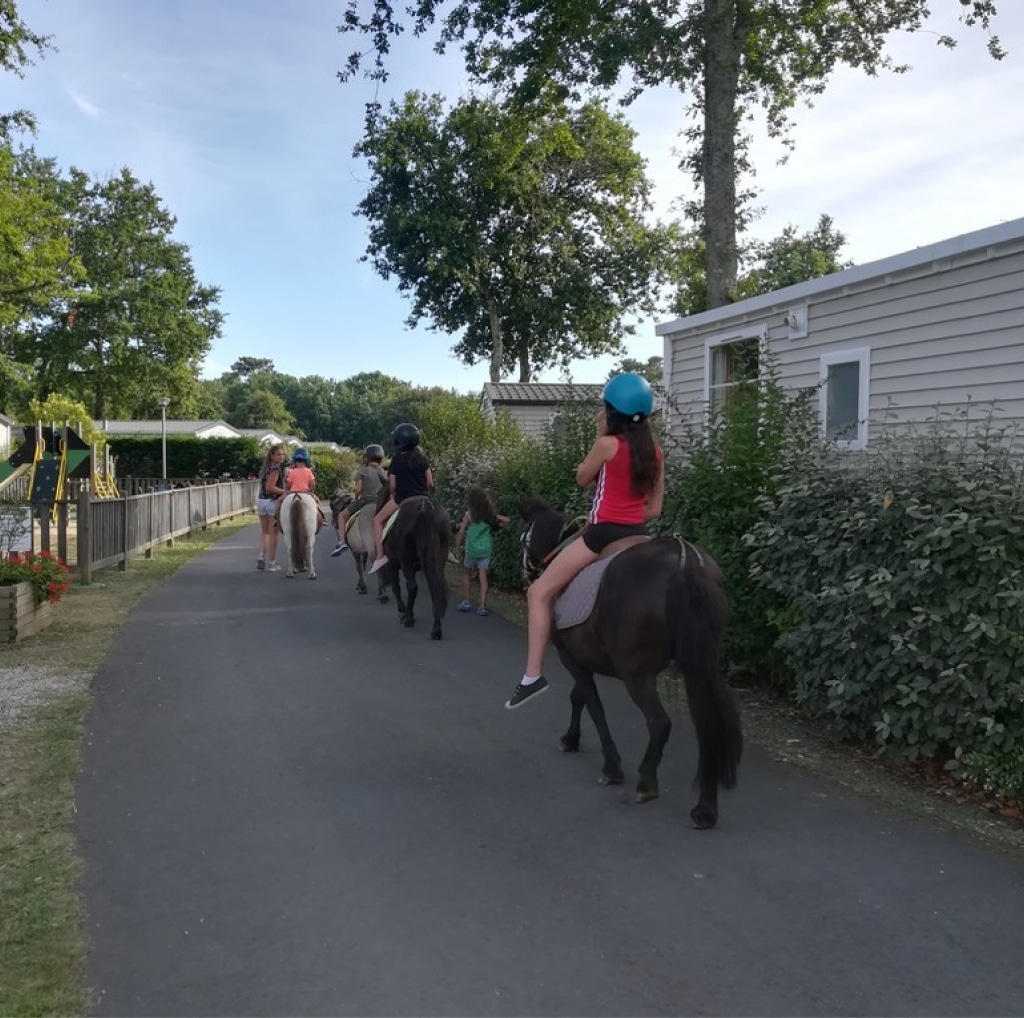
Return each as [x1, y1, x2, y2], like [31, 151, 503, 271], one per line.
[819, 347, 871, 451]
[703, 325, 768, 429]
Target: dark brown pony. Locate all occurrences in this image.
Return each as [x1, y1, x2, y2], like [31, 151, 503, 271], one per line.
[382, 495, 451, 640]
[521, 497, 742, 829]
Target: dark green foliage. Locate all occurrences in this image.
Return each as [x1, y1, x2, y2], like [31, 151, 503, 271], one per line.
[107, 436, 263, 479]
[658, 358, 819, 685]
[748, 414, 1024, 799]
[312, 447, 363, 500]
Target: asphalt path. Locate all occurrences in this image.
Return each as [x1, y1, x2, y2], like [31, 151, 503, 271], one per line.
[76, 522, 1024, 1017]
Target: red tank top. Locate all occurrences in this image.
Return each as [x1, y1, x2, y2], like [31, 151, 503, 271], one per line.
[588, 438, 661, 524]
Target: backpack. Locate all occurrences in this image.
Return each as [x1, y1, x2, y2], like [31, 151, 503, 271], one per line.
[465, 519, 493, 559]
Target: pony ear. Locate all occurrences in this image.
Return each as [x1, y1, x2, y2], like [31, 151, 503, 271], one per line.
[520, 495, 551, 520]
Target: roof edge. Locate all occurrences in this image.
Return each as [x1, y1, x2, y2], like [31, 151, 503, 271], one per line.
[656, 216, 1024, 336]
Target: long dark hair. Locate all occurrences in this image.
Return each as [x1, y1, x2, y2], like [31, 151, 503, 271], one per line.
[396, 447, 429, 472]
[259, 444, 285, 480]
[467, 487, 499, 526]
[604, 405, 659, 496]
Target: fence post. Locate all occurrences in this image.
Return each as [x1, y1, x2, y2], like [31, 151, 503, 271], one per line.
[37, 504, 51, 554]
[145, 493, 154, 558]
[57, 500, 68, 564]
[119, 490, 129, 571]
[77, 483, 92, 586]
[167, 487, 175, 548]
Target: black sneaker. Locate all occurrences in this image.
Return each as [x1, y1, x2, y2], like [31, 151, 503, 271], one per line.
[504, 676, 549, 710]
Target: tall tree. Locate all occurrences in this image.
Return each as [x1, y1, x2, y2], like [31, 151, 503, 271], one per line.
[607, 356, 663, 385]
[226, 389, 298, 435]
[340, 0, 1003, 310]
[354, 91, 667, 382]
[16, 166, 223, 418]
[0, 146, 83, 413]
[0, 0, 49, 137]
[672, 213, 853, 316]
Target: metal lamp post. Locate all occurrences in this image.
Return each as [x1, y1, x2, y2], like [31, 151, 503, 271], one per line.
[157, 397, 171, 482]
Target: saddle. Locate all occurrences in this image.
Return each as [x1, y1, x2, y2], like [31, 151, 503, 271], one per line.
[552, 535, 650, 630]
[275, 492, 327, 534]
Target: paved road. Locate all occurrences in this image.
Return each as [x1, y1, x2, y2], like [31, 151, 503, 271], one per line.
[76, 522, 1024, 1017]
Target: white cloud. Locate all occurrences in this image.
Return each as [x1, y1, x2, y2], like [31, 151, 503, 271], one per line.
[68, 88, 102, 118]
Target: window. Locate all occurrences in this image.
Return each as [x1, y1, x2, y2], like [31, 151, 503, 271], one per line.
[820, 348, 870, 450]
[705, 328, 765, 421]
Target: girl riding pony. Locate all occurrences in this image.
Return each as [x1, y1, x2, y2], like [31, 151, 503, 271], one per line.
[505, 372, 664, 709]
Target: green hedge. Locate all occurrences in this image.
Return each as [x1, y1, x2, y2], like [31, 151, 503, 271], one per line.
[107, 436, 263, 479]
[747, 417, 1024, 799]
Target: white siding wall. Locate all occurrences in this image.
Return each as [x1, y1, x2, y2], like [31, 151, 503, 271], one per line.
[661, 232, 1024, 442]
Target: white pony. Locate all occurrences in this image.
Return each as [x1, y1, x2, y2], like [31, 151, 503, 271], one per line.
[278, 492, 318, 579]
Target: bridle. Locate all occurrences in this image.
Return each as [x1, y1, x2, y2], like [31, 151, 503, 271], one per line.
[520, 513, 588, 584]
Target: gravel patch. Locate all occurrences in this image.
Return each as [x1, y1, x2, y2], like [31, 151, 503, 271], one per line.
[0, 664, 90, 732]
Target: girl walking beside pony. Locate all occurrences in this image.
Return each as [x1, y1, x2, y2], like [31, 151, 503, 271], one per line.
[454, 487, 510, 616]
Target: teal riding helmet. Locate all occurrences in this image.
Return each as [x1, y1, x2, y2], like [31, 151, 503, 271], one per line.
[602, 373, 654, 420]
[292, 447, 311, 465]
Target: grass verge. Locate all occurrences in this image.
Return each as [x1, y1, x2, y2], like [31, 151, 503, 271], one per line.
[0, 516, 255, 1018]
[459, 564, 1024, 857]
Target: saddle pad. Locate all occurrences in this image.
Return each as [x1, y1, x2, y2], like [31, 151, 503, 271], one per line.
[382, 511, 398, 542]
[553, 552, 622, 630]
[345, 505, 367, 536]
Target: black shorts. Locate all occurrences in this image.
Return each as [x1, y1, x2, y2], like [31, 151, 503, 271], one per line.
[582, 521, 646, 553]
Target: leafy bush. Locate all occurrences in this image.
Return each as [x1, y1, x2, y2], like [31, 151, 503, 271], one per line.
[311, 447, 363, 499]
[107, 436, 264, 478]
[0, 551, 72, 605]
[657, 357, 820, 684]
[748, 413, 1024, 799]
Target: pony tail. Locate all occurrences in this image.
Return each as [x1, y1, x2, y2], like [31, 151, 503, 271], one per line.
[290, 495, 307, 567]
[415, 499, 448, 620]
[667, 552, 742, 790]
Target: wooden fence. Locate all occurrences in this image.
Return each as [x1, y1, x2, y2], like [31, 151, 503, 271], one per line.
[13, 479, 259, 584]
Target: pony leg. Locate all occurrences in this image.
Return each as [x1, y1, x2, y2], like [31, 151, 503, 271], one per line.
[400, 567, 418, 628]
[558, 652, 624, 785]
[623, 677, 672, 804]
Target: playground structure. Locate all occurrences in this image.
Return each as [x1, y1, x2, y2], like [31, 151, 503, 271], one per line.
[0, 423, 121, 507]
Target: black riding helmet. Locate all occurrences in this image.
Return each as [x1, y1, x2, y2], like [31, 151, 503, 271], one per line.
[392, 423, 420, 451]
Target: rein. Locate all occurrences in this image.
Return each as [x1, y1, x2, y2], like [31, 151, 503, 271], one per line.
[539, 515, 588, 565]
[522, 513, 589, 582]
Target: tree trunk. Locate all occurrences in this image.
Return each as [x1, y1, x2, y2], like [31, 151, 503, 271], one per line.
[702, 0, 744, 309]
[487, 296, 503, 384]
[517, 338, 531, 383]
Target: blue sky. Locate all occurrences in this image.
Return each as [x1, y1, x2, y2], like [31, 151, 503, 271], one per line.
[9, 1, 1024, 396]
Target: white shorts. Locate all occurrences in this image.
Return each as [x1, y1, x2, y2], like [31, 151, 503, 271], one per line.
[256, 497, 278, 517]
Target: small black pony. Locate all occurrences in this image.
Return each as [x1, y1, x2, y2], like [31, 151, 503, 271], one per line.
[382, 495, 451, 640]
[521, 497, 743, 829]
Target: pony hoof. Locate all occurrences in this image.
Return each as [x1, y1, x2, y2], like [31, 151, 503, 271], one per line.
[689, 805, 718, 830]
[308, 573, 317, 580]
[430, 630, 442, 641]
[357, 588, 367, 595]
[378, 596, 389, 604]
[634, 787, 659, 804]
[285, 573, 295, 579]
[559, 737, 580, 753]
[401, 616, 414, 628]
[599, 771, 624, 786]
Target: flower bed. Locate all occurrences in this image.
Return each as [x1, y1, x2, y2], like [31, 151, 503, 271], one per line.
[1, 581, 54, 643]
[0, 552, 70, 644]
